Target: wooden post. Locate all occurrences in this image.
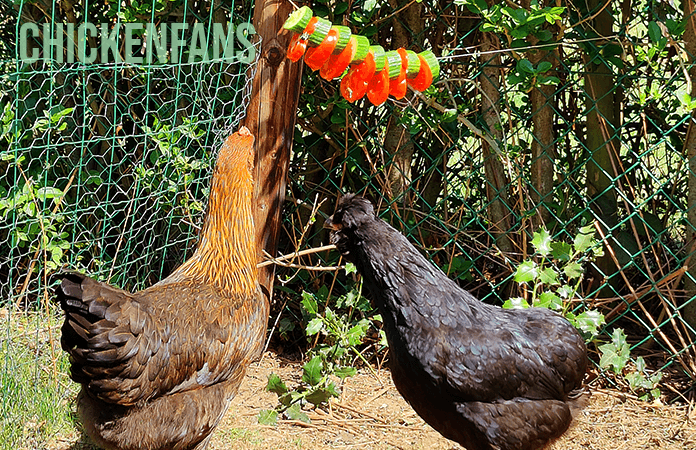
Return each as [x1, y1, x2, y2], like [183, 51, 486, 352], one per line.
[244, 0, 302, 302]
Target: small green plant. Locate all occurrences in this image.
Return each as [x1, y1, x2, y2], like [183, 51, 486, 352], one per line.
[301, 265, 385, 370]
[506, 226, 663, 401]
[258, 356, 342, 425]
[258, 263, 385, 425]
[598, 328, 662, 401]
[503, 225, 605, 339]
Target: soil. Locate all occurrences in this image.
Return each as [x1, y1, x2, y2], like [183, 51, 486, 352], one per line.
[210, 352, 696, 450]
[55, 351, 696, 450]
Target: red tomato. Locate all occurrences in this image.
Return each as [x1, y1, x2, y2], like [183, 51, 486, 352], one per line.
[389, 48, 409, 99]
[320, 37, 356, 80]
[305, 29, 339, 70]
[340, 52, 376, 102]
[286, 18, 317, 63]
[367, 66, 390, 105]
[340, 71, 360, 102]
[407, 54, 433, 91]
[287, 33, 308, 62]
[389, 73, 407, 99]
[352, 51, 376, 85]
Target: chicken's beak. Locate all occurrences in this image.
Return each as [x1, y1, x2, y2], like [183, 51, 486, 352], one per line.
[324, 216, 341, 231]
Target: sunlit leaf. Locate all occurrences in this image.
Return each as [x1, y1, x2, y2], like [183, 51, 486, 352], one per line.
[531, 229, 552, 256]
[266, 373, 288, 395]
[563, 262, 583, 280]
[514, 261, 537, 283]
[257, 409, 278, 425]
[302, 356, 323, 386]
[503, 297, 530, 309]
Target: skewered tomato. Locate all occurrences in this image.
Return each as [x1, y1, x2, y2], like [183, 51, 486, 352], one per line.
[282, 6, 441, 104]
[286, 17, 317, 63]
[287, 33, 308, 62]
[341, 51, 376, 102]
[320, 36, 357, 80]
[389, 48, 408, 99]
[407, 53, 434, 91]
[305, 28, 338, 70]
[367, 66, 390, 106]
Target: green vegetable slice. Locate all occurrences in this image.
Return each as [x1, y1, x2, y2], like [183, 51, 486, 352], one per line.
[418, 50, 440, 81]
[370, 45, 386, 72]
[308, 17, 332, 46]
[351, 35, 370, 63]
[283, 6, 313, 34]
[404, 50, 421, 77]
[331, 26, 352, 53]
[385, 51, 402, 79]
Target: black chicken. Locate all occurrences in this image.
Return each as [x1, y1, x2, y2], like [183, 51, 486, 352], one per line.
[325, 194, 587, 450]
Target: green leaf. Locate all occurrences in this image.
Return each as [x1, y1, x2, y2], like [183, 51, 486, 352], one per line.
[302, 356, 323, 386]
[550, 241, 572, 261]
[362, 0, 377, 13]
[538, 267, 559, 285]
[563, 262, 583, 280]
[344, 262, 357, 275]
[305, 318, 323, 336]
[285, 403, 311, 423]
[502, 297, 530, 309]
[480, 22, 497, 32]
[598, 328, 630, 374]
[442, 108, 458, 122]
[301, 291, 318, 316]
[305, 388, 332, 406]
[531, 229, 552, 256]
[518, 59, 535, 74]
[330, 111, 345, 124]
[50, 107, 74, 123]
[648, 21, 662, 44]
[539, 75, 560, 86]
[258, 409, 278, 425]
[36, 186, 63, 201]
[535, 29, 553, 41]
[335, 366, 357, 380]
[536, 61, 553, 73]
[266, 373, 288, 395]
[573, 225, 596, 253]
[334, 2, 349, 15]
[536, 291, 562, 310]
[571, 310, 605, 336]
[514, 261, 537, 283]
[556, 285, 573, 299]
[326, 381, 340, 397]
[346, 321, 369, 346]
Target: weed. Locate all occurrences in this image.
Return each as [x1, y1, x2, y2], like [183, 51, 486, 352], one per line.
[503, 225, 606, 339]
[598, 328, 662, 401]
[259, 263, 385, 425]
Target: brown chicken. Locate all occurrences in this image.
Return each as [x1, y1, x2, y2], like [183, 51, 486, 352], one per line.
[326, 194, 587, 450]
[55, 127, 267, 450]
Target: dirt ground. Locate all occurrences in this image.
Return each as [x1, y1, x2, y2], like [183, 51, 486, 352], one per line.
[55, 351, 696, 450]
[209, 352, 695, 450]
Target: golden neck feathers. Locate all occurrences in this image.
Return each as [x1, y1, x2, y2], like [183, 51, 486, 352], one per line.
[171, 127, 258, 297]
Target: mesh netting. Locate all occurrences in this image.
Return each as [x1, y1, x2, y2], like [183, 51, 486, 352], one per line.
[0, 1, 257, 445]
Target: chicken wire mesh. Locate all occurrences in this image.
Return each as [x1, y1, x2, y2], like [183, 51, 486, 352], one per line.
[0, 0, 257, 444]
